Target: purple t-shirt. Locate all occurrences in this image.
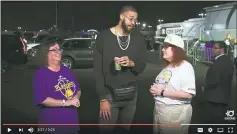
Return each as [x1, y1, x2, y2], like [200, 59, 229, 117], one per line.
[33, 65, 80, 133]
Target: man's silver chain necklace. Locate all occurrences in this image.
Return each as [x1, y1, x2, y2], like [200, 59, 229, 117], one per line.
[115, 27, 130, 51]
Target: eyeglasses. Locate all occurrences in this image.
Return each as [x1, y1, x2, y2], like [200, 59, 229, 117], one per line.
[123, 14, 137, 23]
[49, 49, 63, 53]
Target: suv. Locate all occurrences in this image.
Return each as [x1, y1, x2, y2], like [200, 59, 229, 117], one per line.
[61, 38, 95, 69]
[1, 31, 28, 74]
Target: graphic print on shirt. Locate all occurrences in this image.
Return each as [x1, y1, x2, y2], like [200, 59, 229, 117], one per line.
[155, 70, 172, 89]
[54, 75, 76, 99]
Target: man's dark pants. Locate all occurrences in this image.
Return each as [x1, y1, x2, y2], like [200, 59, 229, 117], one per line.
[99, 93, 137, 134]
[199, 101, 228, 124]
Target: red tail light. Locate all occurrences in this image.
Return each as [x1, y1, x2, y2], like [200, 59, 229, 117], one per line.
[20, 36, 27, 54]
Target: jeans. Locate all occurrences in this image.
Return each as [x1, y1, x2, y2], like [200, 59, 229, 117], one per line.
[98, 92, 137, 134]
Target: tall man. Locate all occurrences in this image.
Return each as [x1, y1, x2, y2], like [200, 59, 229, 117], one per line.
[93, 5, 146, 134]
[200, 41, 235, 124]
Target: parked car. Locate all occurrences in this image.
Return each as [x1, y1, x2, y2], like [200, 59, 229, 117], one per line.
[27, 34, 48, 44]
[1, 31, 28, 74]
[23, 32, 34, 42]
[27, 37, 95, 69]
[60, 38, 95, 69]
[27, 36, 64, 61]
[1, 60, 8, 74]
[27, 34, 64, 51]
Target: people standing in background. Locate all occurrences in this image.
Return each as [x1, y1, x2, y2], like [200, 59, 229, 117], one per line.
[150, 34, 196, 134]
[231, 38, 237, 76]
[200, 41, 234, 124]
[224, 33, 235, 60]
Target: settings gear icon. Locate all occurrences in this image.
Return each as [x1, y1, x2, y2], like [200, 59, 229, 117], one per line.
[208, 127, 213, 133]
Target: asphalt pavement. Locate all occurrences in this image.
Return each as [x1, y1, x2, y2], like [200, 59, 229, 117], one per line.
[1, 51, 236, 134]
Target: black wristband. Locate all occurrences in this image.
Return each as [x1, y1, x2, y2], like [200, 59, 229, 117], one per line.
[161, 90, 165, 97]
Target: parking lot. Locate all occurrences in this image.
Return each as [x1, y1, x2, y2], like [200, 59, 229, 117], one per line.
[1, 51, 236, 134]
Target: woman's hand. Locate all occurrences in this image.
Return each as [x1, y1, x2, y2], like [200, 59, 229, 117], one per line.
[65, 98, 80, 107]
[150, 83, 164, 96]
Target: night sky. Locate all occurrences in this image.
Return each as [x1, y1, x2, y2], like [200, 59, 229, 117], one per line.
[1, 1, 229, 31]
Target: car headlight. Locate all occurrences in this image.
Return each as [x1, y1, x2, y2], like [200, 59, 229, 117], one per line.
[28, 48, 38, 57]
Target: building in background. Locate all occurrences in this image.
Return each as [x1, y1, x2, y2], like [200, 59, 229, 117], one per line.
[202, 2, 236, 42]
[154, 18, 205, 43]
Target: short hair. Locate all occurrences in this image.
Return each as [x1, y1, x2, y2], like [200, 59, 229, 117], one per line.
[119, 5, 137, 15]
[215, 41, 227, 53]
[163, 44, 187, 67]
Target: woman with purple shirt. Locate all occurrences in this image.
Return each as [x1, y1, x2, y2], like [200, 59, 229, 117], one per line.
[33, 43, 81, 134]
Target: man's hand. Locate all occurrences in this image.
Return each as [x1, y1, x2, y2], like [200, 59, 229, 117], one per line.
[119, 56, 134, 67]
[100, 100, 112, 120]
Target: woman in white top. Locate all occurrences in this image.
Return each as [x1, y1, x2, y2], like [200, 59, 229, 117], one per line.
[150, 34, 196, 134]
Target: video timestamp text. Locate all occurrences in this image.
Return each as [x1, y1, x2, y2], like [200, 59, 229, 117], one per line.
[37, 127, 56, 133]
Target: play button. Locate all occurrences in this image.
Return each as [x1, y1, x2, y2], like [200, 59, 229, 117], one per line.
[7, 128, 12, 132]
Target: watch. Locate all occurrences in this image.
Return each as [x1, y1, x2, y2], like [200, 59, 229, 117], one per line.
[62, 99, 66, 106]
[161, 90, 165, 97]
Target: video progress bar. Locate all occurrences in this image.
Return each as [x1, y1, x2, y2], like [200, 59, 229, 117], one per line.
[181, 124, 236, 126]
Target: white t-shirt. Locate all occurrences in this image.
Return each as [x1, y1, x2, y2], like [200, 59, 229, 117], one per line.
[154, 60, 196, 105]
